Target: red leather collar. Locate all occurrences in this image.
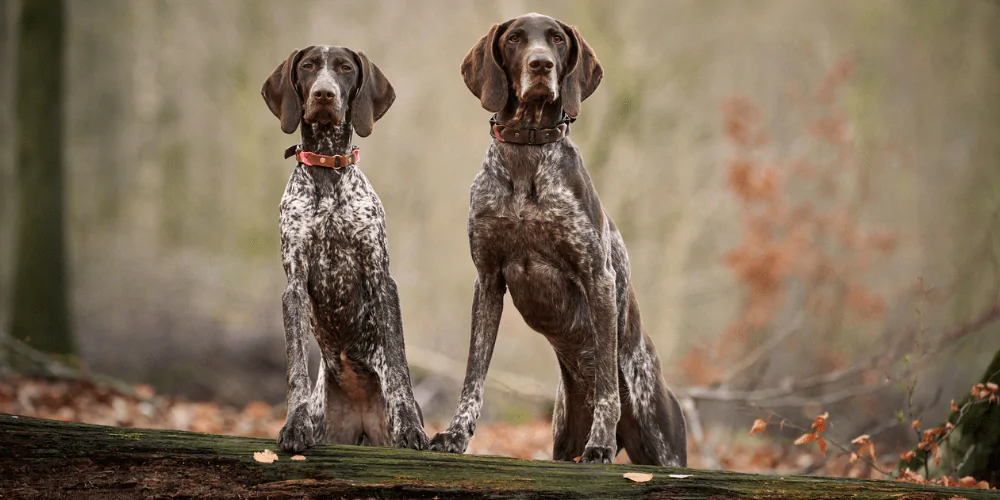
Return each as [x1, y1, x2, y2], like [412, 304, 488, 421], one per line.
[283, 145, 360, 169]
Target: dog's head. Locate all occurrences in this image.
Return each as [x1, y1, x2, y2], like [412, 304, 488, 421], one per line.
[261, 45, 394, 137]
[461, 13, 602, 119]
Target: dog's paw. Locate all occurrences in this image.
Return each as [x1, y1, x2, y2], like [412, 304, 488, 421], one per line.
[393, 420, 429, 450]
[580, 445, 616, 464]
[277, 408, 316, 453]
[428, 430, 470, 454]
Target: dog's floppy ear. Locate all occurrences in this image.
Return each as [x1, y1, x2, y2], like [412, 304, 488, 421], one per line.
[557, 22, 603, 119]
[262, 48, 311, 134]
[461, 21, 511, 113]
[351, 51, 395, 138]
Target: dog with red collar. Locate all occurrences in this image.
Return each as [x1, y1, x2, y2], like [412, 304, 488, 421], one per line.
[262, 45, 426, 453]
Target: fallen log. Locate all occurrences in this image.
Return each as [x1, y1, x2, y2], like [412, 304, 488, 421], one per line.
[0, 414, 995, 499]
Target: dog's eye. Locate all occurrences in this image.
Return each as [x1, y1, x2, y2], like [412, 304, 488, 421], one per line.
[553, 35, 564, 44]
[301, 62, 314, 70]
[341, 65, 352, 73]
[508, 34, 520, 43]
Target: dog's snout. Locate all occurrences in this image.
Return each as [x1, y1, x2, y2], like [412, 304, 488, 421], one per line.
[312, 86, 336, 102]
[527, 53, 555, 73]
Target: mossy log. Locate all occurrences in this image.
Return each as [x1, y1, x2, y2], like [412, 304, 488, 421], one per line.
[1, 414, 997, 499]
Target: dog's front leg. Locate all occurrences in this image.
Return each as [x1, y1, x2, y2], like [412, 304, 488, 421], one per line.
[580, 267, 621, 464]
[371, 274, 429, 450]
[277, 273, 319, 453]
[428, 273, 505, 453]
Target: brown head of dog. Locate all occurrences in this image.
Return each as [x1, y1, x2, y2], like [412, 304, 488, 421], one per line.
[461, 13, 602, 128]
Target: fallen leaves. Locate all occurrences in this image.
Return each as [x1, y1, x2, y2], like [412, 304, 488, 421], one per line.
[253, 449, 278, 464]
[623, 472, 653, 483]
[896, 470, 993, 489]
[290, 455, 306, 461]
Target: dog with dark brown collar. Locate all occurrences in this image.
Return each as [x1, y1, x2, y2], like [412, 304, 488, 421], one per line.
[428, 14, 687, 466]
[262, 45, 427, 453]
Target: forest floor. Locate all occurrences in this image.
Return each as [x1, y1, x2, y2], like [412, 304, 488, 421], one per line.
[1, 375, 900, 479]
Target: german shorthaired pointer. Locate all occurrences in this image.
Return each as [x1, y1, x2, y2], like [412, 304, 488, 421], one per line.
[429, 14, 687, 466]
[261, 45, 427, 453]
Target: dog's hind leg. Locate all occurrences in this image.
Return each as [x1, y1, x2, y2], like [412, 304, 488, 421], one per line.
[617, 337, 687, 467]
[551, 368, 594, 462]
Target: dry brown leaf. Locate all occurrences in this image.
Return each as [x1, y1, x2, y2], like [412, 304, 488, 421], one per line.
[987, 382, 998, 392]
[572, 456, 581, 463]
[977, 481, 990, 489]
[910, 419, 920, 430]
[849, 452, 859, 464]
[900, 450, 915, 462]
[851, 434, 870, 445]
[951, 400, 961, 412]
[623, 472, 654, 483]
[958, 476, 978, 488]
[290, 455, 306, 461]
[749, 418, 768, 437]
[794, 432, 819, 446]
[253, 449, 279, 464]
[855, 440, 876, 462]
[817, 437, 827, 454]
[811, 412, 829, 434]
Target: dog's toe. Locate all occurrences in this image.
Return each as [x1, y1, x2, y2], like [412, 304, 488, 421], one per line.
[580, 445, 615, 464]
[395, 424, 429, 450]
[428, 430, 469, 454]
[277, 409, 316, 453]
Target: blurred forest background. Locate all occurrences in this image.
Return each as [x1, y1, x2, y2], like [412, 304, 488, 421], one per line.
[2, 0, 1000, 481]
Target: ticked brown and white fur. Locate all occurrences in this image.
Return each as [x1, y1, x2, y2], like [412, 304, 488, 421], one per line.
[428, 14, 687, 466]
[262, 45, 426, 453]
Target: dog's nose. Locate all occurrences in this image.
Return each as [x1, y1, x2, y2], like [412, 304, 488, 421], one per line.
[312, 87, 336, 102]
[527, 54, 554, 73]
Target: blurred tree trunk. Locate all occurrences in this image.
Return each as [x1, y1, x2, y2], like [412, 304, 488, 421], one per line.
[0, 0, 22, 371]
[11, 0, 73, 355]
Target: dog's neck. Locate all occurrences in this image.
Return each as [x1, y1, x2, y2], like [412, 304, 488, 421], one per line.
[299, 120, 354, 156]
[494, 96, 566, 130]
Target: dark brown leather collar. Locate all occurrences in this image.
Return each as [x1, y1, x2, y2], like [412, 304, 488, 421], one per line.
[490, 123, 569, 145]
[488, 113, 573, 145]
[284, 144, 360, 169]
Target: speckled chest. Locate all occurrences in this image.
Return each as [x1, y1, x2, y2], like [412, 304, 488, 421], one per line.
[282, 165, 388, 339]
[469, 141, 600, 273]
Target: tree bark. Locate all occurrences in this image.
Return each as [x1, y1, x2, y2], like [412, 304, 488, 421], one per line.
[0, 414, 994, 499]
[11, 0, 73, 355]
